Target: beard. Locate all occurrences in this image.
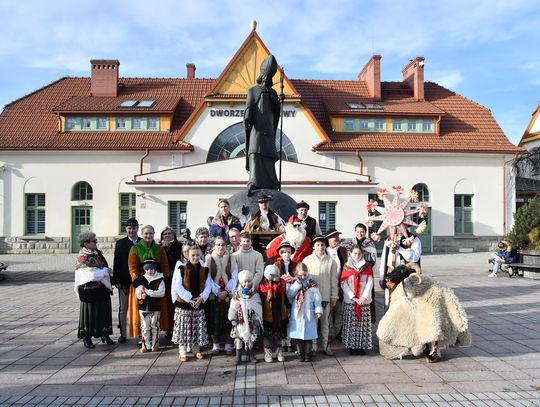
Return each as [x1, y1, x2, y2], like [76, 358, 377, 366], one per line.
[285, 224, 306, 248]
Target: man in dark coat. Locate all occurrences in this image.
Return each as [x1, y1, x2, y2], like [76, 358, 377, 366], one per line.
[112, 217, 141, 342]
[244, 54, 281, 192]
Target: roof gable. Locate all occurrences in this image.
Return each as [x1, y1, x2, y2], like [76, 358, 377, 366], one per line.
[208, 30, 298, 98]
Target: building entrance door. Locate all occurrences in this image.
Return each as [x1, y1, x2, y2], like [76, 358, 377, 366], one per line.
[72, 206, 92, 252]
[411, 206, 431, 253]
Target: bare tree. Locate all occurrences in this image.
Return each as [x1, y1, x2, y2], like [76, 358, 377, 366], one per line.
[513, 146, 540, 178]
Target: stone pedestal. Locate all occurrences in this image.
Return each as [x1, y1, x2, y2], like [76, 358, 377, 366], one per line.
[228, 188, 297, 226]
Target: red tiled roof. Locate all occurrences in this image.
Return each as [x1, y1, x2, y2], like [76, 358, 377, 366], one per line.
[0, 77, 214, 150]
[312, 82, 521, 154]
[53, 95, 182, 114]
[322, 98, 444, 116]
[290, 79, 371, 137]
[0, 74, 519, 154]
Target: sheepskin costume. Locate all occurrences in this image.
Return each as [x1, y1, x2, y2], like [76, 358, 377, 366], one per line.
[376, 273, 471, 360]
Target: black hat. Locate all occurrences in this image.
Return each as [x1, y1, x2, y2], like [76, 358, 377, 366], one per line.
[125, 217, 139, 227]
[142, 259, 158, 271]
[296, 200, 310, 210]
[277, 240, 295, 254]
[311, 235, 327, 247]
[325, 228, 341, 239]
[257, 194, 272, 203]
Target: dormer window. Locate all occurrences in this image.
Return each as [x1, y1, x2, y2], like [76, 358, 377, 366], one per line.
[393, 119, 405, 132]
[116, 118, 126, 129]
[422, 120, 433, 132]
[97, 118, 108, 129]
[407, 119, 417, 131]
[82, 118, 92, 129]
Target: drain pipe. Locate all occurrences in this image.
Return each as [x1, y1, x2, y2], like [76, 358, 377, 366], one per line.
[356, 150, 364, 175]
[139, 149, 149, 175]
[502, 152, 520, 237]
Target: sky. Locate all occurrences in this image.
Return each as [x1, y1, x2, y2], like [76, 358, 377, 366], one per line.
[0, 0, 539, 145]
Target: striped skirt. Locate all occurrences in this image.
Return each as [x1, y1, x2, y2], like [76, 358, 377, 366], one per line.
[172, 308, 209, 347]
[342, 302, 372, 350]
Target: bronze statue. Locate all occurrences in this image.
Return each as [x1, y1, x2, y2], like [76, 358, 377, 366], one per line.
[244, 55, 281, 193]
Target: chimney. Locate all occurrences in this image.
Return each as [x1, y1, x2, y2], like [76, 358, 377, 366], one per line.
[90, 59, 120, 97]
[358, 55, 381, 101]
[402, 56, 425, 101]
[186, 63, 196, 79]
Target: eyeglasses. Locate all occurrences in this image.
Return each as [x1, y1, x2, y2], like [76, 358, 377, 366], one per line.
[87, 239, 98, 243]
[215, 243, 226, 246]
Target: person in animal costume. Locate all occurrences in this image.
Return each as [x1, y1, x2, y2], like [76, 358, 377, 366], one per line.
[376, 263, 471, 362]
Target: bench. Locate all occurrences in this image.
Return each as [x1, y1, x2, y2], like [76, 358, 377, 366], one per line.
[508, 250, 540, 279]
[0, 262, 6, 281]
[507, 263, 540, 277]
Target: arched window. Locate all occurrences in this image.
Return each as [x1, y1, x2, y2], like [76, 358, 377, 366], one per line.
[72, 181, 93, 201]
[412, 183, 429, 202]
[207, 122, 298, 162]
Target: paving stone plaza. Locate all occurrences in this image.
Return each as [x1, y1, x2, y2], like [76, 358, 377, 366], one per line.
[0, 252, 539, 406]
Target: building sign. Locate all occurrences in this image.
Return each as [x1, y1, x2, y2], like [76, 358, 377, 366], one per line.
[210, 109, 297, 118]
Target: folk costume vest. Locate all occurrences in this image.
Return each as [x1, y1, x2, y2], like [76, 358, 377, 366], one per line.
[175, 262, 209, 309]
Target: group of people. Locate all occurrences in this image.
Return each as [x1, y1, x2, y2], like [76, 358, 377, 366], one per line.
[74, 195, 470, 365]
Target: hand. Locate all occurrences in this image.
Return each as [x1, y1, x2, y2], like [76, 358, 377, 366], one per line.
[354, 297, 367, 305]
[330, 299, 337, 308]
[231, 320, 237, 326]
[190, 297, 201, 308]
[281, 275, 294, 283]
[316, 313, 322, 319]
[217, 291, 228, 301]
[194, 297, 203, 309]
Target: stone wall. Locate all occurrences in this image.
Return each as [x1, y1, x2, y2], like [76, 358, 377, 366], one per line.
[433, 236, 500, 253]
[1, 235, 500, 254]
[0, 236, 118, 254]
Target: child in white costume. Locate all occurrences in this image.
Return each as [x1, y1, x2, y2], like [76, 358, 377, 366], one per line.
[287, 262, 323, 362]
[228, 270, 263, 364]
[134, 259, 165, 352]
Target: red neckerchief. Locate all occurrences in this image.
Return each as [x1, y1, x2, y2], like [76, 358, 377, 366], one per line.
[259, 279, 284, 301]
[340, 263, 373, 320]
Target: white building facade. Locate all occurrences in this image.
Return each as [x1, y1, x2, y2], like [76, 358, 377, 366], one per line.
[0, 30, 519, 253]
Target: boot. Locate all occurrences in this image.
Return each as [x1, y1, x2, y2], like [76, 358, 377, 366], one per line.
[83, 336, 95, 349]
[303, 342, 311, 362]
[102, 335, 116, 345]
[235, 348, 242, 365]
[297, 341, 305, 361]
[264, 347, 273, 363]
[250, 348, 257, 364]
[276, 346, 284, 362]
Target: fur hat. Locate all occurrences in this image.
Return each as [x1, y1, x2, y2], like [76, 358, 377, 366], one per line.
[238, 270, 254, 284]
[264, 264, 280, 281]
[296, 200, 310, 210]
[277, 240, 295, 254]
